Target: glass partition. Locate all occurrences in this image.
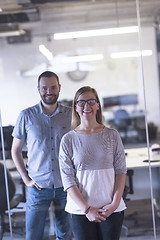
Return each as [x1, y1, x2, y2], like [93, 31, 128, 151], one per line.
[0, 0, 160, 239]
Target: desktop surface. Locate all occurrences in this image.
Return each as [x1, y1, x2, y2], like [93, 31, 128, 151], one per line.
[125, 147, 160, 201]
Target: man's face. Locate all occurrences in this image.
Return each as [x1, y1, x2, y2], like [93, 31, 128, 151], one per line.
[38, 76, 61, 105]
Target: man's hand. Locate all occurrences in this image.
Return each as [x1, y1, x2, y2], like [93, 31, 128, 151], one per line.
[24, 176, 41, 190]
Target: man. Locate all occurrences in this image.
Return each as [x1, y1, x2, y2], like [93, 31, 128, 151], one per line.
[11, 71, 72, 240]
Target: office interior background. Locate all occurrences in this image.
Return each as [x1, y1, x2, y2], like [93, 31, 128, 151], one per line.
[1, 0, 160, 239]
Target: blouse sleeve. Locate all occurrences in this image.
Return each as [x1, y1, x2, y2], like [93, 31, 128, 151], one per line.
[12, 110, 27, 141]
[113, 130, 127, 175]
[59, 134, 77, 191]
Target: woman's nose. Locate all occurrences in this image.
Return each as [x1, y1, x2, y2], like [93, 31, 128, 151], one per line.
[84, 102, 90, 108]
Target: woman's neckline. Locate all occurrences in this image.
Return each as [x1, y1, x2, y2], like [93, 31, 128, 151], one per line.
[73, 125, 105, 135]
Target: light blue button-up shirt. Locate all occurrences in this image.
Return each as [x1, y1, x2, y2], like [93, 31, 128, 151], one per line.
[12, 102, 72, 188]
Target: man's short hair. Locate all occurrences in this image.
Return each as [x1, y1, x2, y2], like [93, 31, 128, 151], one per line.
[38, 71, 59, 86]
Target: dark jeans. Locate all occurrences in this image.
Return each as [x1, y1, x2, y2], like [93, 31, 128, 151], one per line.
[26, 186, 72, 240]
[69, 211, 124, 240]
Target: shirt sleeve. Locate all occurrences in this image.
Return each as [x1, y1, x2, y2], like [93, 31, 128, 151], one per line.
[12, 110, 27, 141]
[59, 134, 77, 191]
[113, 130, 127, 175]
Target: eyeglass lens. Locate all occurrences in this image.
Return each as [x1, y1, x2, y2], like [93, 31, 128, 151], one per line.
[77, 99, 97, 107]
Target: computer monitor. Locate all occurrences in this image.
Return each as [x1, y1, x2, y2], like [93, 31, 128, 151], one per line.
[103, 94, 138, 108]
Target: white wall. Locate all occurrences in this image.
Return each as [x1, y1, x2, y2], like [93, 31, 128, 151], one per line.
[0, 26, 160, 130]
[141, 27, 160, 126]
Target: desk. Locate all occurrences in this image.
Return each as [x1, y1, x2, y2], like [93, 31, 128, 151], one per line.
[0, 159, 21, 184]
[125, 147, 160, 201]
[0, 158, 27, 171]
[0, 159, 17, 170]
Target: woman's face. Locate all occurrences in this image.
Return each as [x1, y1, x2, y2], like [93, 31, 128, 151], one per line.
[76, 91, 99, 121]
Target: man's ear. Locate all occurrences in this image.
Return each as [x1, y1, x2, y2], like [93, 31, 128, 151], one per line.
[59, 84, 61, 92]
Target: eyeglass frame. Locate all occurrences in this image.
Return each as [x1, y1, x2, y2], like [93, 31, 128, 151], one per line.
[76, 98, 98, 107]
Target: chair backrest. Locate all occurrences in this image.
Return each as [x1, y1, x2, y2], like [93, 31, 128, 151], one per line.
[0, 163, 15, 214]
[114, 109, 130, 129]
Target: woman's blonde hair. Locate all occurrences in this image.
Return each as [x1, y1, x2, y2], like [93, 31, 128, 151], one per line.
[71, 86, 103, 129]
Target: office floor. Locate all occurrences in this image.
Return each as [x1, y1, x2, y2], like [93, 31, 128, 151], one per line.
[2, 199, 160, 240]
[121, 199, 160, 240]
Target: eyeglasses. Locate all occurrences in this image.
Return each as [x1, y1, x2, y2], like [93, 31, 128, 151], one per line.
[76, 99, 98, 107]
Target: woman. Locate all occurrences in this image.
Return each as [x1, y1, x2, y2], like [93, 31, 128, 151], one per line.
[59, 86, 126, 240]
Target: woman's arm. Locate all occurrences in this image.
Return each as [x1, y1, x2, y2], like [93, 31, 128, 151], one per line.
[112, 173, 126, 208]
[67, 185, 106, 222]
[67, 185, 89, 213]
[101, 173, 126, 217]
[100, 130, 126, 217]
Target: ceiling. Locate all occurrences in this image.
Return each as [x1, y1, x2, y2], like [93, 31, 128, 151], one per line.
[0, 0, 160, 42]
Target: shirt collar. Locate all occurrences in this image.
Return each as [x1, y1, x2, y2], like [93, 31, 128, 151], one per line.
[38, 101, 61, 116]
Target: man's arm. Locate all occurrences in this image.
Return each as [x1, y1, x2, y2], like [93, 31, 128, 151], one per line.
[11, 138, 41, 190]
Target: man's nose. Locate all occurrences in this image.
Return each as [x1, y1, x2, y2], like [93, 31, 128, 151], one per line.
[46, 88, 52, 94]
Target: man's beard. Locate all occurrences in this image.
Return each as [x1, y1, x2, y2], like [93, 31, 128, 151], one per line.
[41, 93, 59, 105]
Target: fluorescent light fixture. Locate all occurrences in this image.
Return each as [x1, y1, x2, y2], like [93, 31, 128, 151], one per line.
[54, 26, 139, 40]
[0, 8, 2, 12]
[62, 54, 104, 63]
[110, 50, 152, 59]
[39, 44, 53, 61]
[0, 29, 25, 37]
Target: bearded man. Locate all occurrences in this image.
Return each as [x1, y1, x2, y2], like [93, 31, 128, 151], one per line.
[11, 71, 72, 240]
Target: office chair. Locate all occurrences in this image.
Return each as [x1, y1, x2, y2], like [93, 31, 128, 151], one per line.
[113, 109, 130, 143]
[0, 162, 23, 240]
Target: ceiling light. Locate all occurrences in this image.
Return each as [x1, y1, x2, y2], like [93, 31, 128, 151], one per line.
[0, 29, 25, 37]
[0, 8, 2, 12]
[39, 44, 53, 61]
[62, 54, 104, 63]
[54, 26, 139, 40]
[110, 50, 152, 59]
